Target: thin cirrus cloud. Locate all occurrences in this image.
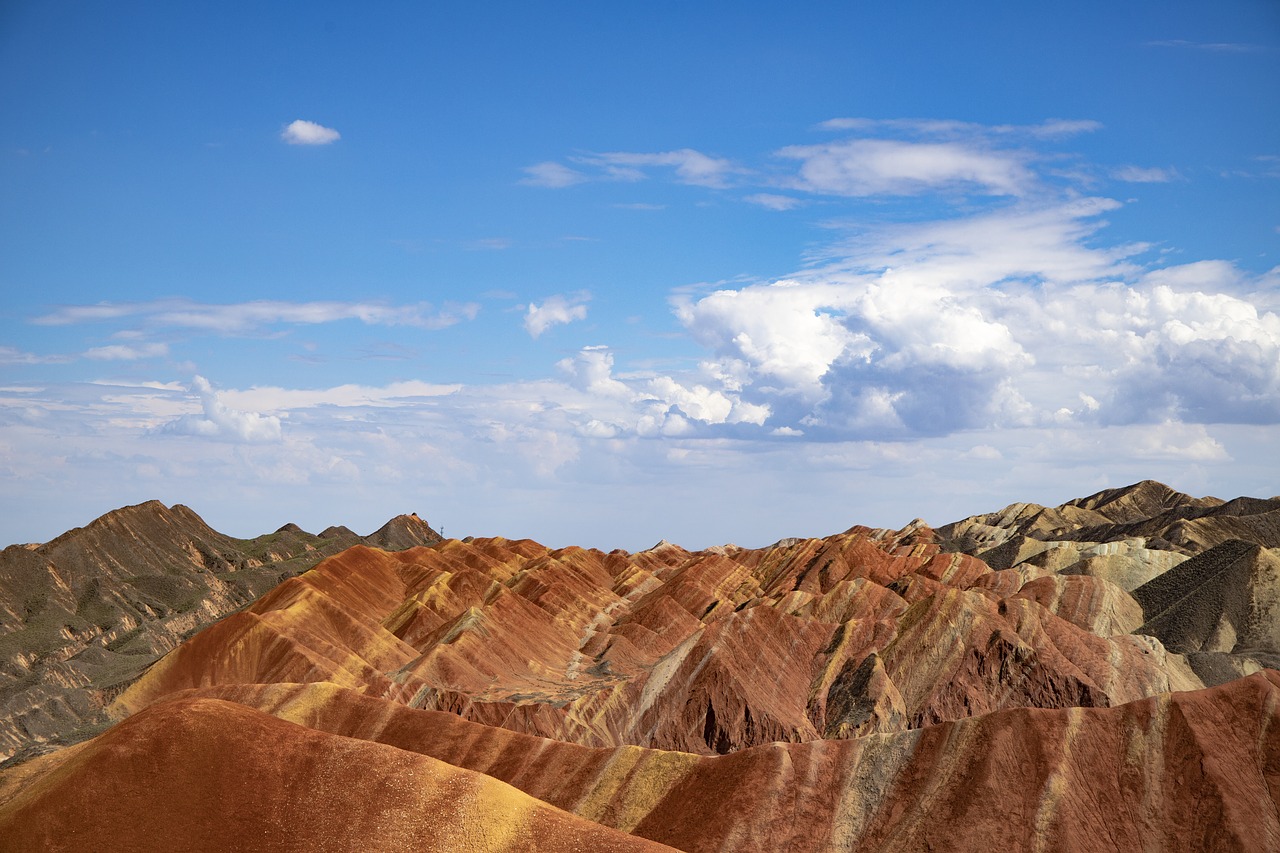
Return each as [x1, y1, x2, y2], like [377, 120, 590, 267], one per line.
[0, 346, 72, 365]
[281, 119, 341, 145]
[1112, 165, 1179, 183]
[524, 293, 590, 338]
[817, 117, 1103, 140]
[1145, 39, 1262, 53]
[522, 119, 1105, 200]
[83, 343, 170, 361]
[520, 161, 589, 188]
[33, 299, 481, 334]
[744, 193, 804, 211]
[523, 149, 737, 189]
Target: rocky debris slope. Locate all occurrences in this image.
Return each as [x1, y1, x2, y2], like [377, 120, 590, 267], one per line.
[2, 480, 1279, 851]
[0, 502, 440, 763]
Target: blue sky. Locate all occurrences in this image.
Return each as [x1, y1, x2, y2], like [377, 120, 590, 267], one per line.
[2, 1, 1278, 549]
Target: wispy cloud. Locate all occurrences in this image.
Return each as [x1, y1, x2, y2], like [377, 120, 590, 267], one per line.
[817, 117, 1103, 140]
[221, 380, 461, 413]
[83, 343, 169, 361]
[33, 299, 480, 334]
[0, 346, 72, 365]
[778, 138, 1034, 197]
[1112, 165, 1180, 183]
[520, 161, 588, 187]
[523, 118, 1109, 205]
[744, 193, 803, 211]
[524, 292, 590, 338]
[465, 237, 513, 251]
[281, 119, 341, 145]
[524, 149, 736, 189]
[586, 149, 736, 188]
[1146, 39, 1263, 53]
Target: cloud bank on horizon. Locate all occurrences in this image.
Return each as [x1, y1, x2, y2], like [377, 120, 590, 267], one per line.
[1, 3, 1277, 548]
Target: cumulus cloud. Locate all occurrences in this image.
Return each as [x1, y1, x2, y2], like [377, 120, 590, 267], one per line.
[158, 376, 282, 443]
[34, 299, 480, 334]
[281, 119, 341, 145]
[674, 280, 865, 400]
[524, 293, 590, 338]
[670, 201, 1280, 438]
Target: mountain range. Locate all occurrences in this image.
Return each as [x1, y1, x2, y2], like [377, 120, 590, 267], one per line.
[1, 481, 1277, 851]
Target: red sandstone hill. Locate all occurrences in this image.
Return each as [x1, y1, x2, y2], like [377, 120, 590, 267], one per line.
[1, 481, 1278, 851]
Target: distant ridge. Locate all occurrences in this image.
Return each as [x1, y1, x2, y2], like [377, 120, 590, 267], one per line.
[0, 501, 441, 764]
[938, 479, 1280, 559]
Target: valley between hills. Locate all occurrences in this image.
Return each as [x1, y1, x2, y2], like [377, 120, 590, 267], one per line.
[2, 480, 1279, 851]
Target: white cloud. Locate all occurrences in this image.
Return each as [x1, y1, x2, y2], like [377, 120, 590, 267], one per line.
[671, 200, 1280, 438]
[588, 149, 735, 188]
[83, 343, 169, 361]
[816, 117, 1102, 140]
[520, 161, 587, 188]
[524, 293, 590, 338]
[674, 280, 865, 400]
[220, 380, 461, 413]
[281, 119, 341, 145]
[1129, 421, 1228, 461]
[0, 346, 71, 365]
[778, 139, 1034, 197]
[744, 193, 803, 211]
[158, 376, 282, 443]
[465, 237, 512, 251]
[557, 346, 633, 399]
[34, 299, 479, 334]
[526, 149, 737, 189]
[1113, 165, 1179, 183]
[1146, 40, 1262, 53]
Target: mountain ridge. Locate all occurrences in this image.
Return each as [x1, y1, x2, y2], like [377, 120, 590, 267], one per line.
[0, 500, 441, 764]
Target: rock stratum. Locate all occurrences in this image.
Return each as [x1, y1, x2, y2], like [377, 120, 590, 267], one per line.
[0, 501, 441, 763]
[1, 481, 1279, 851]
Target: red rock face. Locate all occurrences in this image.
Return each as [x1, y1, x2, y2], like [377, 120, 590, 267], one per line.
[3, 481, 1279, 851]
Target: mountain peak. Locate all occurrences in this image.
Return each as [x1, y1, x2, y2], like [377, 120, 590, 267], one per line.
[1066, 480, 1216, 524]
[364, 513, 442, 550]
